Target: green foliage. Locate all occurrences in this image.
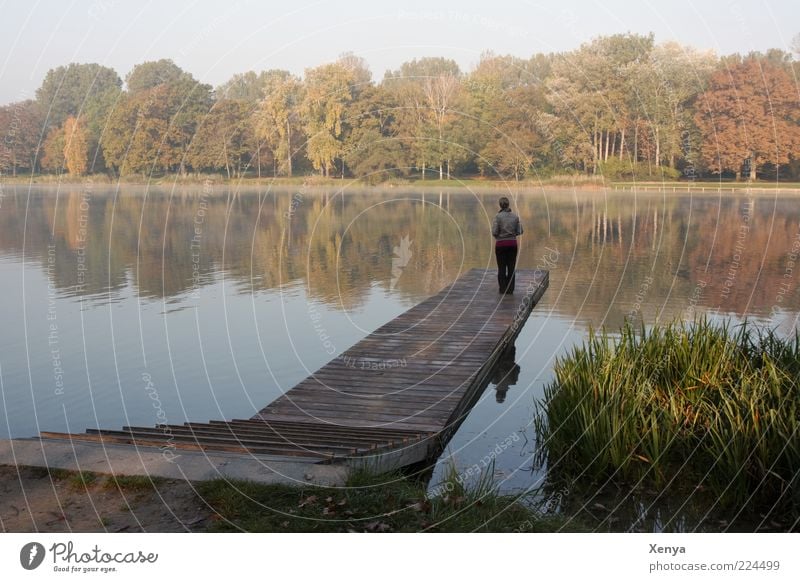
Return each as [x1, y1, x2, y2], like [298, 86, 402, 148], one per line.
[125, 59, 185, 92]
[35, 63, 121, 129]
[534, 318, 800, 511]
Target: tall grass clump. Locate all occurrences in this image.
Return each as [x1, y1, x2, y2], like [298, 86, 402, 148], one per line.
[534, 318, 799, 510]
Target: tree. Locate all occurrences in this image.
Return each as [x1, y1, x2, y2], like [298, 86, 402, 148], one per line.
[694, 57, 800, 180]
[466, 53, 550, 179]
[342, 85, 409, 181]
[0, 100, 44, 175]
[103, 62, 212, 176]
[301, 63, 355, 176]
[479, 87, 548, 180]
[384, 57, 462, 179]
[63, 116, 88, 176]
[217, 71, 267, 102]
[41, 125, 66, 173]
[255, 71, 303, 177]
[547, 34, 655, 174]
[35, 63, 122, 172]
[188, 100, 256, 178]
[631, 43, 715, 173]
[124, 59, 184, 92]
[337, 52, 373, 96]
[35, 63, 121, 129]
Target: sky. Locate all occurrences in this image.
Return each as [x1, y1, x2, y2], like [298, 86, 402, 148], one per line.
[0, 0, 797, 104]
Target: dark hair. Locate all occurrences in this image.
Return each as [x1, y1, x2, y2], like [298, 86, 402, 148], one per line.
[498, 197, 510, 209]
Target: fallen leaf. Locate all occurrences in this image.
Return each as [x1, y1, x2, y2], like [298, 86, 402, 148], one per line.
[298, 495, 317, 508]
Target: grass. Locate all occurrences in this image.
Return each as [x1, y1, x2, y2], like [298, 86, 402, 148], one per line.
[196, 464, 581, 533]
[67, 471, 98, 490]
[24, 466, 164, 494]
[534, 318, 800, 512]
[102, 474, 166, 492]
[611, 180, 800, 189]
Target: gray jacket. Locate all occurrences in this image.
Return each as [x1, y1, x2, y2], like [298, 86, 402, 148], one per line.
[492, 208, 523, 241]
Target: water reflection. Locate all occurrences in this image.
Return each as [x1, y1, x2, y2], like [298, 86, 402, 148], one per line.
[3, 186, 798, 327]
[2, 185, 800, 522]
[491, 344, 520, 403]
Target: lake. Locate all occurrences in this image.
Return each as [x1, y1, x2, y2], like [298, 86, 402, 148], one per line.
[1, 183, 798, 529]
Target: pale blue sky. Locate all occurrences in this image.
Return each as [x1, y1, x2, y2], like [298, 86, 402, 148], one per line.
[0, 0, 797, 104]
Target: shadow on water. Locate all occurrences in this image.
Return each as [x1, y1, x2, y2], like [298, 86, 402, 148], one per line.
[491, 344, 520, 404]
[405, 341, 524, 488]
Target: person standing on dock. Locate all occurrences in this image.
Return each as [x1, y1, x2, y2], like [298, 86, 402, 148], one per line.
[492, 197, 523, 294]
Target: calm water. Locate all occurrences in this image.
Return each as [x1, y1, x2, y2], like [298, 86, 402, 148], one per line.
[1, 184, 798, 529]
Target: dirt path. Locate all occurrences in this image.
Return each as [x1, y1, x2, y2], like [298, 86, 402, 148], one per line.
[0, 465, 211, 533]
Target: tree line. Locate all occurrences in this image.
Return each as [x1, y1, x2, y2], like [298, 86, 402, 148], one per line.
[1, 33, 799, 182]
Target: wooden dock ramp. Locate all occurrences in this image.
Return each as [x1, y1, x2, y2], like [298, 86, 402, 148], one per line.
[39, 269, 549, 472]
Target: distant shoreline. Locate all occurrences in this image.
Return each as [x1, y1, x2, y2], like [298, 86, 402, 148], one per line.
[3, 175, 800, 194]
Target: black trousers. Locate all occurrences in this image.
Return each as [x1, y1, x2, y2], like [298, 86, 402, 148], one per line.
[495, 244, 518, 293]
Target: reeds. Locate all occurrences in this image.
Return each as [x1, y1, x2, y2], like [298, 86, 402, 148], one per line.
[534, 318, 800, 509]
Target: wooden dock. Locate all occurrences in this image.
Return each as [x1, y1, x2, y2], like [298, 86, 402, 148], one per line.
[39, 269, 549, 471]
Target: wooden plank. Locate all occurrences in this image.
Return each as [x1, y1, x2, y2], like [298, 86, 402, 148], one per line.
[45, 269, 548, 467]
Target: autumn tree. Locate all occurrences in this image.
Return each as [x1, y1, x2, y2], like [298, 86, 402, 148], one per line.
[384, 58, 462, 179]
[103, 61, 212, 175]
[547, 34, 656, 174]
[467, 53, 550, 180]
[188, 100, 256, 178]
[694, 56, 800, 180]
[301, 62, 356, 177]
[41, 125, 66, 172]
[63, 116, 88, 176]
[216, 71, 270, 102]
[35, 63, 122, 172]
[341, 85, 408, 181]
[255, 71, 303, 177]
[0, 100, 44, 175]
